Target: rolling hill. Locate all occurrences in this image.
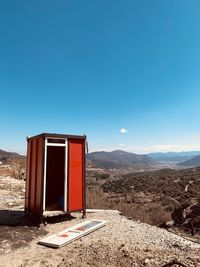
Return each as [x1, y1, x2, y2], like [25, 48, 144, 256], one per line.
[0, 149, 23, 163]
[178, 154, 200, 167]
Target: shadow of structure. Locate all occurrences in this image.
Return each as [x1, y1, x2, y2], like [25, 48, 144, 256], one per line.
[0, 208, 76, 227]
[0, 208, 77, 254]
[0, 209, 47, 254]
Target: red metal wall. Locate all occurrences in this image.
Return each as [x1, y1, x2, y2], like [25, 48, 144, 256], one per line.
[25, 140, 31, 209]
[35, 138, 43, 214]
[25, 137, 43, 216]
[68, 139, 85, 211]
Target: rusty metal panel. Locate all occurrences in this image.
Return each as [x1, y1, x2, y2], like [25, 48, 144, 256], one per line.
[29, 139, 37, 211]
[25, 140, 32, 210]
[35, 138, 43, 215]
[25, 137, 44, 216]
[68, 139, 84, 212]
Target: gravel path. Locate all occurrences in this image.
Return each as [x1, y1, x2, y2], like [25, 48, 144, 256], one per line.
[0, 211, 200, 267]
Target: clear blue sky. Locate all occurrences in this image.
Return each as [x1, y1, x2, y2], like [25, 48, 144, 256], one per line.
[1, 1, 200, 154]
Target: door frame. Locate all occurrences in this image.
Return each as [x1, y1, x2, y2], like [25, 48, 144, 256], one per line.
[43, 137, 68, 212]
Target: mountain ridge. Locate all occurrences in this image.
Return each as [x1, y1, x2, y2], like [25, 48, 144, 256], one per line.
[0, 149, 24, 163]
[87, 150, 160, 169]
[147, 151, 200, 163]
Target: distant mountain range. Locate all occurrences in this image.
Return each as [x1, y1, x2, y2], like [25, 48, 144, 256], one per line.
[147, 151, 200, 163]
[87, 150, 200, 169]
[87, 150, 160, 170]
[1, 147, 200, 169]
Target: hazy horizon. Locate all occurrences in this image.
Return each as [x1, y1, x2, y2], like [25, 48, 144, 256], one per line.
[2, 145, 200, 156]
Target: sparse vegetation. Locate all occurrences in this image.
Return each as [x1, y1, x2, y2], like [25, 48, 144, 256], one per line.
[7, 157, 26, 179]
[86, 167, 200, 227]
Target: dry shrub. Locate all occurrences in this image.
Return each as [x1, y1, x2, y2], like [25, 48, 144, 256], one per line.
[8, 157, 26, 179]
[146, 204, 172, 226]
[86, 187, 109, 209]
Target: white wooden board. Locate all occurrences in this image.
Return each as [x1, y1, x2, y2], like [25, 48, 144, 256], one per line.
[38, 220, 108, 248]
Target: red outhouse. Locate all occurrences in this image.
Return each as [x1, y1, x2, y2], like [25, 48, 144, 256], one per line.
[25, 133, 86, 222]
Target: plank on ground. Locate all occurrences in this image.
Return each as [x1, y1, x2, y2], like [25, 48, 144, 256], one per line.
[38, 220, 107, 248]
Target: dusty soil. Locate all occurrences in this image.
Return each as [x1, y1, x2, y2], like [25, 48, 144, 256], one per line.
[0, 211, 200, 267]
[0, 175, 200, 266]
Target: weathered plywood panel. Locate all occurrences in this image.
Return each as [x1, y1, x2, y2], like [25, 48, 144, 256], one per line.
[38, 220, 107, 248]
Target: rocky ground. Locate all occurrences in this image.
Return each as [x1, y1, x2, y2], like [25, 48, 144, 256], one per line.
[0, 175, 200, 266]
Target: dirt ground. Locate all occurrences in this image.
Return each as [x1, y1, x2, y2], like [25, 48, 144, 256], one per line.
[0, 175, 200, 267]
